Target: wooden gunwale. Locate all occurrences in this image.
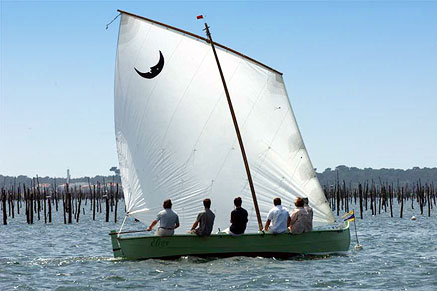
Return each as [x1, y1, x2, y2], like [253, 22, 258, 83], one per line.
[117, 9, 283, 76]
[109, 229, 149, 235]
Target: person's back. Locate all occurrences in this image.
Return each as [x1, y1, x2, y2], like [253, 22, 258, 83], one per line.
[156, 208, 179, 234]
[264, 198, 289, 234]
[196, 208, 215, 236]
[289, 207, 307, 234]
[229, 197, 248, 235]
[191, 198, 215, 236]
[289, 197, 310, 234]
[303, 204, 313, 232]
[146, 199, 179, 236]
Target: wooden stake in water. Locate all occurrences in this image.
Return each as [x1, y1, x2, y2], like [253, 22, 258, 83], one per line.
[2, 189, 7, 225]
[62, 192, 66, 224]
[400, 187, 404, 218]
[114, 184, 119, 223]
[358, 183, 363, 219]
[105, 195, 109, 223]
[48, 195, 52, 223]
[43, 188, 47, 224]
[92, 184, 96, 221]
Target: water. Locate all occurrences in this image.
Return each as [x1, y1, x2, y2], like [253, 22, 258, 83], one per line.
[1, 204, 436, 290]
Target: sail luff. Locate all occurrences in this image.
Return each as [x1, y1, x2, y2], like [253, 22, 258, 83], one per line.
[117, 10, 282, 76]
[203, 23, 264, 232]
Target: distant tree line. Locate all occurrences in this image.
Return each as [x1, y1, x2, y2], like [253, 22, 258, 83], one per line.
[1, 166, 437, 188]
[0, 174, 121, 188]
[317, 165, 437, 187]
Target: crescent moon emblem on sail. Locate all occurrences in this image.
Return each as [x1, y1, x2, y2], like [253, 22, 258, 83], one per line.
[134, 51, 164, 79]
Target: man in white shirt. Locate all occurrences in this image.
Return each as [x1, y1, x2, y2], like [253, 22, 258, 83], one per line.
[263, 197, 290, 234]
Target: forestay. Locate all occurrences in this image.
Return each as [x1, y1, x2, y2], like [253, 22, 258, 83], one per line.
[114, 12, 335, 232]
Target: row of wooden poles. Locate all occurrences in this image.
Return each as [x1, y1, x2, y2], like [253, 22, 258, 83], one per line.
[1, 179, 436, 225]
[324, 180, 436, 219]
[1, 178, 122, 225]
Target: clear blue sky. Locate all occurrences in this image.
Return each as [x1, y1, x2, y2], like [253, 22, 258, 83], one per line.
[1, 0, 436, 178]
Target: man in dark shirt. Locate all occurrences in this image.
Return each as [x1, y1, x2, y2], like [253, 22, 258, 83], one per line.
[227, 197, 248, 235]
[190, 198, 215, 236]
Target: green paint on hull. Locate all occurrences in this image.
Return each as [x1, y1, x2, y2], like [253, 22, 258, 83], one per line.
[109, 222, 350, 260]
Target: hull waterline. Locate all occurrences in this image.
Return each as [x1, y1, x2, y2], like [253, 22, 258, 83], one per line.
[109, 222, 351, 260]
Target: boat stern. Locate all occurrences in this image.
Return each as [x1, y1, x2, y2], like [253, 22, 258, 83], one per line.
[109, 230, 124, 258]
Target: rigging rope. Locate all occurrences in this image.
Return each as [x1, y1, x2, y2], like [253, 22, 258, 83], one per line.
[106, 13, 121, 30]
[117, 216, 128, 238]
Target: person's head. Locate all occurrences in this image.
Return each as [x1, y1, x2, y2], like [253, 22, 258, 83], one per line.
[295, 197, 304, 208]
[163, 199, 172, 209]
[203, 198, 211, 209]
[273, 197, 281, 206]
[234, 197, 242, 208]
[302, 197, 309, 205]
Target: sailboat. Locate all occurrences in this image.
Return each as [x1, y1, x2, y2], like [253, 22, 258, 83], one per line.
[109, 10, 350, 260]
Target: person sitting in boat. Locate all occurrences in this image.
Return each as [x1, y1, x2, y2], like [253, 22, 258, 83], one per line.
[264, 197, 290, 234]
[190, 198, 215, 236]
[146, 199, 179, 236]
[223, 197, 248, 236]
[302, 197, 313, 232]
[289, 197, 311, 234]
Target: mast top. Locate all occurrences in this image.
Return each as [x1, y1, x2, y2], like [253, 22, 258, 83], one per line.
[117, 9, 283, 76]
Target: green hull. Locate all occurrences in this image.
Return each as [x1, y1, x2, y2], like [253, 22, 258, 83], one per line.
[110, 222, 350, 260]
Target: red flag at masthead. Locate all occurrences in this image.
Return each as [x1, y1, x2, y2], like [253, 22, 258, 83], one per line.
[196, 15, 204, 20]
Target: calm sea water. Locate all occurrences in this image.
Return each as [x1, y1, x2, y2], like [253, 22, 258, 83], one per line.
[1, 203, 436, 290]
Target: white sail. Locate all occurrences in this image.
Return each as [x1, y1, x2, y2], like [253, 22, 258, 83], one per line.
[114, 12, 335, 232]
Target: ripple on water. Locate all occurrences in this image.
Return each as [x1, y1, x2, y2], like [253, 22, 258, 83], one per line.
[29, 256, 115, 267]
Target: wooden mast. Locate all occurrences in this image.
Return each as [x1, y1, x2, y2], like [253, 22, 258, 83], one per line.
[203, 23, 263, 231]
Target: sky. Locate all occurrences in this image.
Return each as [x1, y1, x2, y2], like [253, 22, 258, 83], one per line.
[1, 0, 436, 178]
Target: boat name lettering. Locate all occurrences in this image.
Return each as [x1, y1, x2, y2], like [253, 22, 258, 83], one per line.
[150, 238, 170, 248]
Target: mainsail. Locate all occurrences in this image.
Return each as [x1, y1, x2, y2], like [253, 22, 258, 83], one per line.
[114, 11, 335, 232]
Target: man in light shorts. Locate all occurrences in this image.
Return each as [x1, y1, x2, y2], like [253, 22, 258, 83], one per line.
[263, 197, 290, 234]
[146, 199, 180, 236]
